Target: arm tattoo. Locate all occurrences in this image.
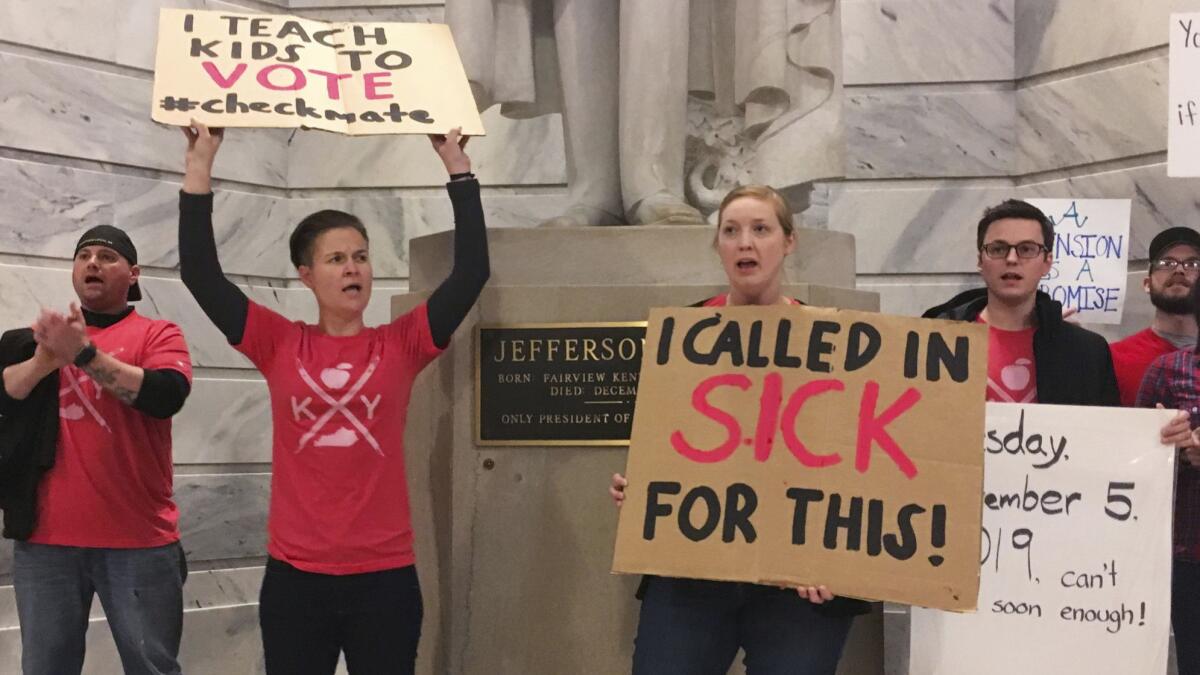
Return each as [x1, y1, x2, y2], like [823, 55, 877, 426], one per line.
[82, 361, 139, 405]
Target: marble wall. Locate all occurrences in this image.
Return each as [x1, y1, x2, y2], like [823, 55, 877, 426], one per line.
[0, 0, 565, 672]
[6, 0, 1200, 672]
[836, 0, 1200, 340]
[835, 1, 1199, 673]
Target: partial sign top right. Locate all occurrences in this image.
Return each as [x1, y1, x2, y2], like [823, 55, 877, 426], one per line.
[1169, 13, 1200, 176]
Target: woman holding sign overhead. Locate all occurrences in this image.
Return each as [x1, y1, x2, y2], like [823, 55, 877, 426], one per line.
[609, 185, 870, 675]
[177, 121, 487, 675]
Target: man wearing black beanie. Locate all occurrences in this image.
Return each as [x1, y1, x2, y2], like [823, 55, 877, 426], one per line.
[0, 225, 193, 675]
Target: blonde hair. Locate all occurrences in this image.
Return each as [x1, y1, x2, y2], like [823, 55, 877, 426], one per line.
[716, 185, 795, 237]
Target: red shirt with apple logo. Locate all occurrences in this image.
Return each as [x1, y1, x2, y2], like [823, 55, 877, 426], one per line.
[31, 311, 190, 548]
[978, 318, 1038, 403]
[235, 300, 443, 575]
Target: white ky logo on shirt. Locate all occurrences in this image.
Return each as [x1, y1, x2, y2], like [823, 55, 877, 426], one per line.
[59, 368, 111, 433]
[290, 358, 384, 455]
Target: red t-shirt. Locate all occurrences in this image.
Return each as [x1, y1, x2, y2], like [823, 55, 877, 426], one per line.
[1111, 328, 1179, 407]
[703, 294, 800, 307]
[31, 311, 191, 548]
[236, 301, 443, 575]
[980, 319, 1038, 404]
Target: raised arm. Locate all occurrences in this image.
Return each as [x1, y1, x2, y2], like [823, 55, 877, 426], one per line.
[178, 121, 250, 344]
[426, 128, 490, 349]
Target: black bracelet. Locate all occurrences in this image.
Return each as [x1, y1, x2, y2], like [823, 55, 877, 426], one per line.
[449, 172, 475, 181]
[73, 343, 98, 368]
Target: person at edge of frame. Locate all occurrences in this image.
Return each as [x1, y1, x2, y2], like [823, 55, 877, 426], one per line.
[1137, 277, 1200, 675]
[1111, 227, 1200, 406]
[1, 225, 193, 675]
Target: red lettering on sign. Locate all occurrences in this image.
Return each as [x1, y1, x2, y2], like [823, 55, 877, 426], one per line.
[670, 374, 750, 463]
[307, 69, 352, 99]
[855, 381, 921, 479]
[257, 64, 306, 91]
[201, 61, 247, 88]
[672, 374, 923, 478]
[780, 379, 845, 468]
[363, 72, 393, 100]
[752, 373, 783, 461]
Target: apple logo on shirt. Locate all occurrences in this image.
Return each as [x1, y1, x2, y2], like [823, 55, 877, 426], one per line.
[1000, 358, 1033, 392]
[60, 404, 84, 421]
[320, 363, 354, 389]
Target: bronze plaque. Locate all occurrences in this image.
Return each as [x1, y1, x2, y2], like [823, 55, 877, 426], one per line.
[475, 322, 647, 446]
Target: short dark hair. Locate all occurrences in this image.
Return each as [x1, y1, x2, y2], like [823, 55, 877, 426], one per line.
[289, 210, 369, 268]
[976, 199, 1054, 251]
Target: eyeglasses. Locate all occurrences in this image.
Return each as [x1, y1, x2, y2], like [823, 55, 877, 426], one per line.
[980, 241, 1049, 259]
[1151, 257, 1200, 272]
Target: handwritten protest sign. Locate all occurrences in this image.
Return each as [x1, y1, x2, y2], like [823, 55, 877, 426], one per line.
[1171, 13, 1200, 176]
[910, 403, 1174, 674]
[151, 9, 485, 135]
[1029, 199, 1131, 325]
[612, 305, 987, 610]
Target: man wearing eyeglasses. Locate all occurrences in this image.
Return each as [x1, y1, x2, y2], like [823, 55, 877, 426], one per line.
[1110, 228, 1200, 406]
[924, 199, 1191, 432]
[924, 200, 1194, 672]
[1124, 228, 1200, 675]
[922, 199, 1127, 407]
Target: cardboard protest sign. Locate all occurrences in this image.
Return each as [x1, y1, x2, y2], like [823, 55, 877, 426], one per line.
[1171, 13, 1200, 176]
[151, 9, 485, 136]
[910, 403, 1175, 674]
[1029, 199, 1131, 325]
[612, 305, 988, 610]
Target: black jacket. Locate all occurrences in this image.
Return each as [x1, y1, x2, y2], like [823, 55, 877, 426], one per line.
[0, 329, 60, 540]
[922, 288, 1120, 407]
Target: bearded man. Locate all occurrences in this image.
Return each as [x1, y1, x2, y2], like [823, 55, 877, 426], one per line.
[1111, 227, 1200, 405]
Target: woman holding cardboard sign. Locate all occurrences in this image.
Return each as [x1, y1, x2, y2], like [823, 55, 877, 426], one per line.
[177, 121, 487, 675]
[609, 185, 870, 674]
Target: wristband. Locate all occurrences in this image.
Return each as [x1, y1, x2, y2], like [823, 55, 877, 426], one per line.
[449, 171, 475, 181]
[73, 343, 98, 368]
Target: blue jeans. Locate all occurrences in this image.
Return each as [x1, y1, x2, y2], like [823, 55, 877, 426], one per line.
[13, 541, 187, 675]
[632, 577, 854, 675]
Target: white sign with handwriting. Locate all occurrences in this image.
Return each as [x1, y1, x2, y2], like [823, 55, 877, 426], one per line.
[1171, 13, 1200, 176]
[1029, 198, 1131, 325]
[910, 403, 1174, 675]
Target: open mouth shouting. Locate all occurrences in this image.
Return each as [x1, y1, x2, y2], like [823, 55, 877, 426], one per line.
[341, 282, 364, 297]
[735, 257, 760, 274]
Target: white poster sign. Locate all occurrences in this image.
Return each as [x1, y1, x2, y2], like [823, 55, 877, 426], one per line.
[1170, 13, 1200, 176]
[1029, 198, 1131, 325]
[910, 403, 1175, 675]
[151, 9, 485, 135]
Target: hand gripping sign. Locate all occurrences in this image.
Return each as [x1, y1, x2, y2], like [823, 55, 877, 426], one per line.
[612, 305, 988, 611]
[151, 9, 485, 136]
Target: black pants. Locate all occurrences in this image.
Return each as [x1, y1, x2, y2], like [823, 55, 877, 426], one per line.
[1177, 559, 1200, 675]
[259, 558, 422, 675]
